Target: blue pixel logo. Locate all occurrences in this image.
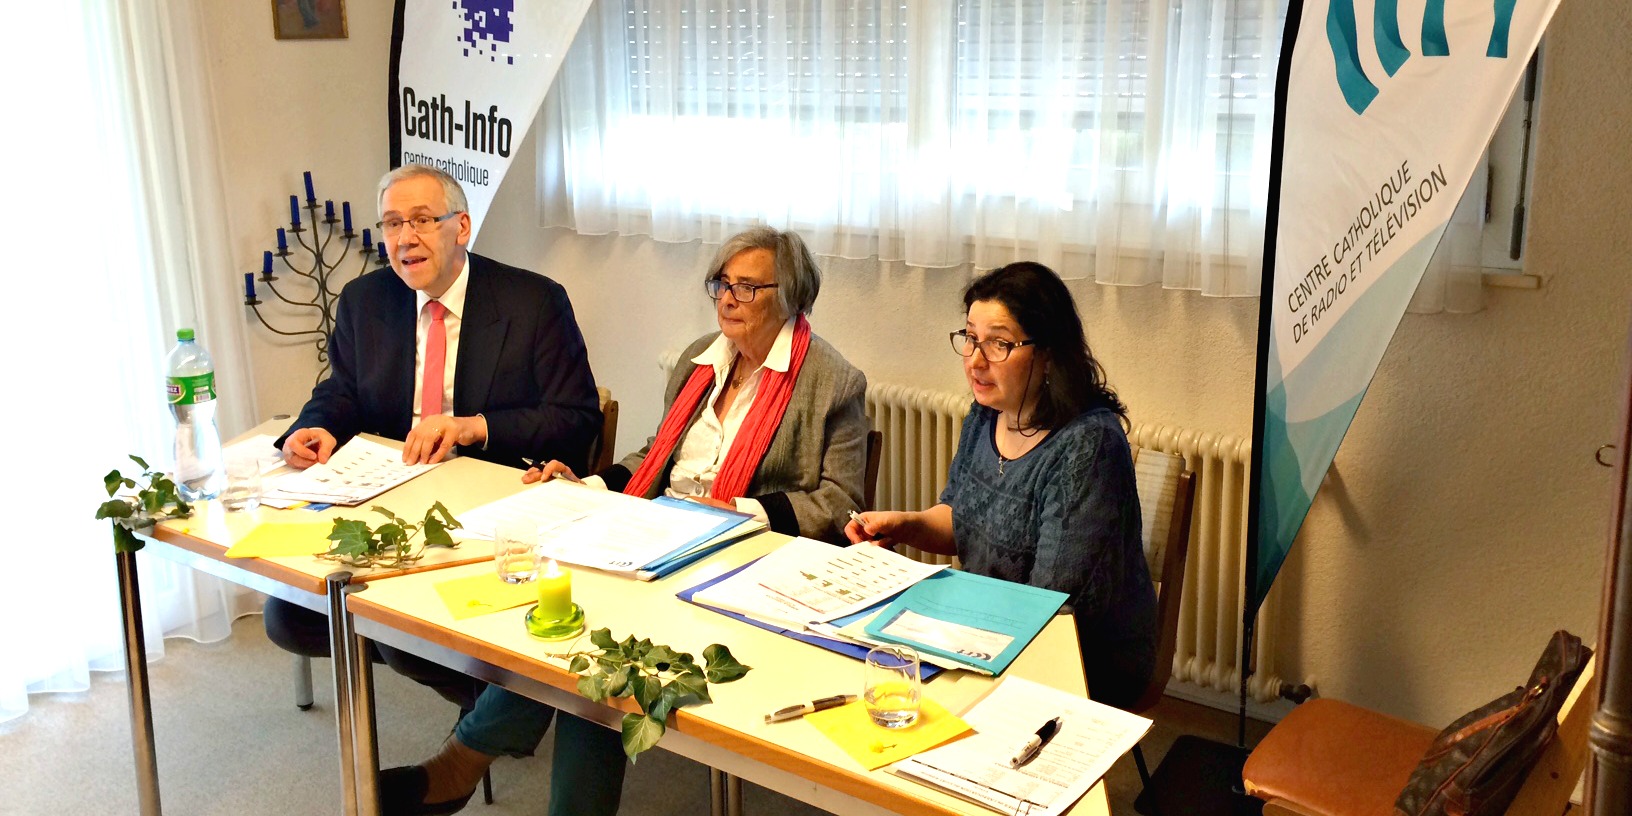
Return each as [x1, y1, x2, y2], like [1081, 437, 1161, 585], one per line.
[455, 0, 516, 65]
[1327, 0, 1520, 114]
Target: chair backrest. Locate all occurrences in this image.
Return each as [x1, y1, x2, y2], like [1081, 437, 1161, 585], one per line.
[587, 386, 619, 475]
[863, 430, 883, 512]
[1129, 448, 1196, 714]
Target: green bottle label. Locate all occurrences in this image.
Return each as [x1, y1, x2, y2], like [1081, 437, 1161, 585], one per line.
[166, 373, 216, 405]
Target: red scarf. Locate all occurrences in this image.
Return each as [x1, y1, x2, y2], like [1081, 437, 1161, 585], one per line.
[624, 316, 812, 502]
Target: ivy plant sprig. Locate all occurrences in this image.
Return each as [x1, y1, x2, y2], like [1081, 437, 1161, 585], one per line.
[320, 502, 460, 568]
[95, 455, 193, 553]
[550, 627, 752, 760]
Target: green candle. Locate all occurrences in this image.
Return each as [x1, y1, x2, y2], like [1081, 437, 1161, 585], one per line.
[536, 560, 573, 620]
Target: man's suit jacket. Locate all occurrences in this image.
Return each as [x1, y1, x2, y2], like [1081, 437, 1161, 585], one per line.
[278, 253, 601, 470]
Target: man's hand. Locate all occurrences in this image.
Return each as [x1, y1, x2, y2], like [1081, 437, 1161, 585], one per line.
[403, 415, 487, 465]
[282, 428, 337, 469]
[522, 460, 581, 484]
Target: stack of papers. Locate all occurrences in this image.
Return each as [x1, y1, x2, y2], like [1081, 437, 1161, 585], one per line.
[689, 539, 945, 630]
[892, 677, 1152, 816]
[264, 437, 440, 506]
[454, 480, 763, 580]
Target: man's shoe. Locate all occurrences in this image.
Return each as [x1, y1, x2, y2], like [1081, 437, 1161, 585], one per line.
[377, 765, 476, 816]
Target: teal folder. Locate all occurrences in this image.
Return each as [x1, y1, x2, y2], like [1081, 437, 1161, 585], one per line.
[861, 569, 1067, 676]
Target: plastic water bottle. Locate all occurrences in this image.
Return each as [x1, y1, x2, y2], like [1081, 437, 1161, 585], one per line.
[167, 328, 224, 500]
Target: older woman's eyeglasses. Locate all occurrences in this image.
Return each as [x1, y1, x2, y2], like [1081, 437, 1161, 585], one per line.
[376, 211, 463, 236]
[705, 278, 779, 303]
[950, 330, 1037, 363]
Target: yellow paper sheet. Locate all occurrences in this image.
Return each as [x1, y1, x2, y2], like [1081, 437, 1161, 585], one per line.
[434, 572, 541, 621]
[224, 523, 333, 558]
[804, 698, 971, 771]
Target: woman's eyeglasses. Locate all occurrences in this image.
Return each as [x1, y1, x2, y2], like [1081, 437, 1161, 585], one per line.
[949, 329, 1036, 362]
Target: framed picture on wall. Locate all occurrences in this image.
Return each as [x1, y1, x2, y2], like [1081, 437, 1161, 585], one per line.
[272, 0, 348, 40]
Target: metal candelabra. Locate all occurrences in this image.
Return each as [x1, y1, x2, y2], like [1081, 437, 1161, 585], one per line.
[242, 171, 388, 384]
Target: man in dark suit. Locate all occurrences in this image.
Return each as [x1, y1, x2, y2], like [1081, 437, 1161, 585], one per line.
[265, 165, 600, 710]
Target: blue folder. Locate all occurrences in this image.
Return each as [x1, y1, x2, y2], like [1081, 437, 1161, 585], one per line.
[861, 569, 1066, 676]
[678, 560, 944, 679]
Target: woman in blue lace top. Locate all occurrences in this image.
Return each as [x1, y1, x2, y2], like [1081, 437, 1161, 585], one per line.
[846, 262, 1156, 708]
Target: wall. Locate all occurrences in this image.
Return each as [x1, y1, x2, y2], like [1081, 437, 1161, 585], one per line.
[203, 0, 1629, 727]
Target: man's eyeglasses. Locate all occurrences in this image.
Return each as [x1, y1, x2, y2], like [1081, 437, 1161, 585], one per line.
[950, 329, 1037, 363]
[705, 278, 780, 303]
[376, 211, 463, 236]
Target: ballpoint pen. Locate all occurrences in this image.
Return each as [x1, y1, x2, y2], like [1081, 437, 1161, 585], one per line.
[764, 694, 858, 723]
[1008, 716, 1063, 768]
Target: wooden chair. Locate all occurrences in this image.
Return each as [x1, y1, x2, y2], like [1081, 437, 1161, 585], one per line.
[1241, 656, 1599, 816]
[863, 430, 883, 512]
[586, 386, 620, 475]
[1128, 448, 1197, 788]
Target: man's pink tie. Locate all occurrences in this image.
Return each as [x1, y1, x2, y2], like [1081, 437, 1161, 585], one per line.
[420, 301, 447, 420]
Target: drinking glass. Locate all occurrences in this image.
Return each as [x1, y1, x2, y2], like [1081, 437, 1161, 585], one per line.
[221, 454, 262, 512]
[495, 520, 541, 583]
[864, 645, 921, 728]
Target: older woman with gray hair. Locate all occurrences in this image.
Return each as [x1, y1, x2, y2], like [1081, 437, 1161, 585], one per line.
[379, 226, 868, 816]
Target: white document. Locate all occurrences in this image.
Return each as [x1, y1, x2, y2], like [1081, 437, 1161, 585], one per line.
[880, 609, 1015, 664]
[692, 540, 944, 627]
[455, 480, 745, 574]
[893, 677, 1152, 816]
[264, 437, 440, 505]
[222, 434, 286, 474]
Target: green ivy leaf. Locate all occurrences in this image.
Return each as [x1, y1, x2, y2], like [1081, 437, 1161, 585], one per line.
[620, 713, 665, 762]
[578, 672, 610, 703]
[666, 671, 712, 708]
[643, 644, 679, 669]
[96, 499, 134, 520]
[104, 469, 123, 497]
[421, 517, 456, 548]
[605, 666, 630, 698]
[112, 523, 143, 553]
[429, 501, 460, 528]
[703, 644, 752, 684]
[129, 454, 150, 471]
[589, 628, 618, 650]
[629, 672, 662, 713]
[328, 519, 373, 551]
[568, 655, 589, 674]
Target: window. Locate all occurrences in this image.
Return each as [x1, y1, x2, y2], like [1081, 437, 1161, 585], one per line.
[540, 0, 1284, 295]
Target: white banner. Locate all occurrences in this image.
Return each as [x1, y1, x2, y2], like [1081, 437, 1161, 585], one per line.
[394, 0, 593, 242]
[1250, 0, 1560, 617]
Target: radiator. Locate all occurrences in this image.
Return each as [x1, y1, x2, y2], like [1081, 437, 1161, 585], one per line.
[866, 386, 1291, 704]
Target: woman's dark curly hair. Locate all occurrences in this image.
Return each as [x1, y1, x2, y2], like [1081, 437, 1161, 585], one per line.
[963, 262, 1128, 431]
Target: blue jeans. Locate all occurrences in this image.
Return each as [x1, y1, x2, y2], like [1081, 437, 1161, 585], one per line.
[456, 685, 627, 816]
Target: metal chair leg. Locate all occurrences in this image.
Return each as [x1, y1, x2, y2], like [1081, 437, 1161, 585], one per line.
[481, 769, 494, 805]
[294, 654, 315, 710]
[1133, 741, 1152, 788]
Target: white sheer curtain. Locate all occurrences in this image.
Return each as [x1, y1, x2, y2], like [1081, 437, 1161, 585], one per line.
[1, 0, 260, 725]
[539, 0, 1280, 295]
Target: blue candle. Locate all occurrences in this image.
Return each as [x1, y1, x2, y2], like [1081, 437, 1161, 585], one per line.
[324, 199, 335, 220]
[244, 272, 256, 300]
[361, 227, 372, 248]
[262, 251, 273, 275]
[376, 241, 387, 261]
[342, 201, 353, 231]
[276, 228, 287, 251]
[304, 171, 315, 203]
[289, 195, 301, 227]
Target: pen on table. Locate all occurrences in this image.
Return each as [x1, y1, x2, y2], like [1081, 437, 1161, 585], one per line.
[764, 694, 857, 723]
[1008, 716, 1063, 768]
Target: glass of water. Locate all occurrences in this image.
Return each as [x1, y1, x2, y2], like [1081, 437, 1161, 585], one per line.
[221, 454, 262, 512]
[495, 520, 541, 584]
[864, 644, 921, 728]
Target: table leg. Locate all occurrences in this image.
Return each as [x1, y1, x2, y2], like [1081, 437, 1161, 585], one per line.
[346, 584, 380, 816]
[709, 768, 744, 816]
[117, 550, 163, 816]
[326, 572, 359, 816]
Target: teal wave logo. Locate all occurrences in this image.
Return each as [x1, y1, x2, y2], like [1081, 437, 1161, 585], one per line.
[1327, 0, 1519, 113]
